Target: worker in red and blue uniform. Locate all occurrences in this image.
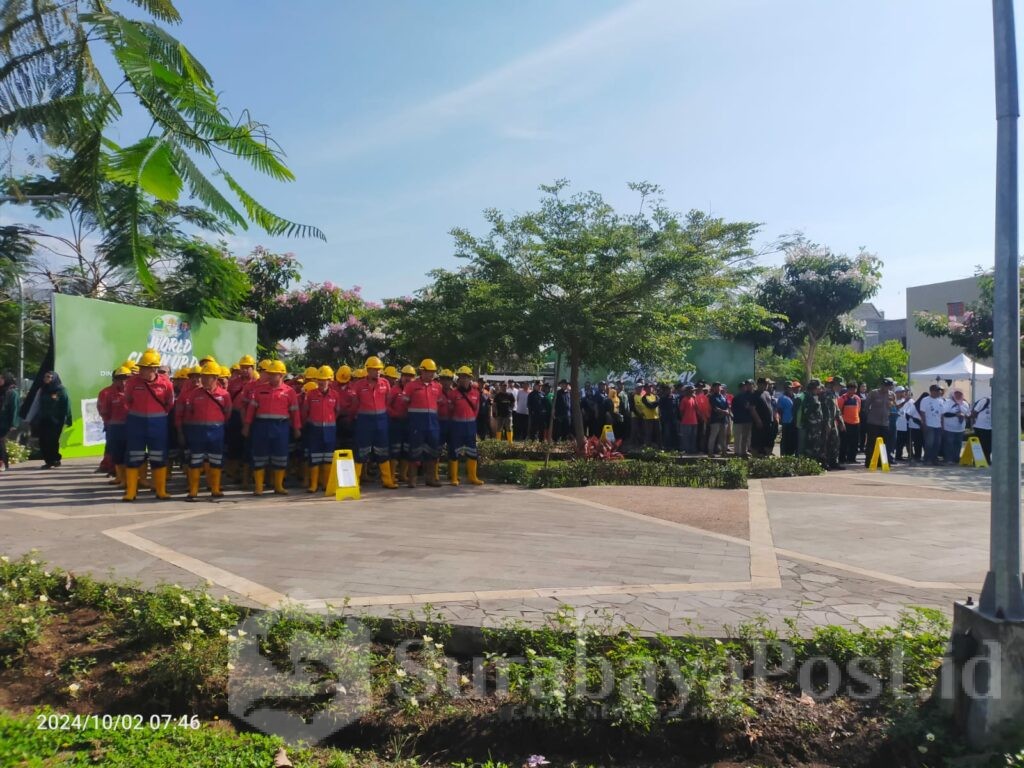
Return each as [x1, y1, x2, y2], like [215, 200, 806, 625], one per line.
[403, 359, 443, 488]
[387, 364, 416, 485]
[123, 349, 174, 502]
[242, 359, 300, 496]
[226, 354, 256, 481]
[177, 360, 231, 499]
[98, 366, 130, 488]
[447, 366, 485, 486]
[234, 359, 271, 486]
[435, 369, 455, 484]
[350, 356, 397, 488]
[301, 365, 340, 493]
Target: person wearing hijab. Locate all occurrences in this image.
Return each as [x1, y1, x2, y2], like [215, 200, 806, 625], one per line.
[0, 372, 21, 472]
[35, 371, 72, 469]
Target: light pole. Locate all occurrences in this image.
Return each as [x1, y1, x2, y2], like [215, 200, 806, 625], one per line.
[979, 0, 1024, 620]
[16, 275, 25, 394]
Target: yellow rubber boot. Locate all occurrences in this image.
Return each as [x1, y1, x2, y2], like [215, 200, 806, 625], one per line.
[449, 460, 460, 486]
[109, 465, 126, 487]
[398, 459, 409, 484]
[208, 467, 224, 497]
[380, 461, 398, 489]
[186, 467, 200, 498]
[273, 469, 288, 495]
[425, 461, 441, 487]
[122, 467, 139, 502]
[433, 461, 441, 484]
[139, 460, 151, 489]
[307, 465, 320, 493]
[467, 458, 485, 485]
[152, 466, 171, 499]
[390, 459, 399, 483]
[253, 469, 265, 496]
[355, 463, 363, 484]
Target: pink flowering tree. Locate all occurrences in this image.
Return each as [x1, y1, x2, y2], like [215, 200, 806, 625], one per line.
[914, 270, 1024, 363]
[744, 236, 883, 380]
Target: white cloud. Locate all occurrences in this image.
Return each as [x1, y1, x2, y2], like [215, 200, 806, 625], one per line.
[323, 0, 700, 162]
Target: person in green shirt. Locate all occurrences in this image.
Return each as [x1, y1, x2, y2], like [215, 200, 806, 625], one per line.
[0, 371, 21, 472]
[34, 371, 72, 469]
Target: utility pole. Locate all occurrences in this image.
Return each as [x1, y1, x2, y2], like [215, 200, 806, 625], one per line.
[979, 0, 1024, 620]
[17, 275, 25, 393]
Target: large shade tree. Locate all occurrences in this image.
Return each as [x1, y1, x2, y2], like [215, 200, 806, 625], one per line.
[1, 0, 323, 289]
[741, 236, 883, 380]
[445, 180, 766, 448]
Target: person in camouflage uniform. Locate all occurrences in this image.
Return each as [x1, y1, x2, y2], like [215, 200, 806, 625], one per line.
[800, 380, 827, 466]
[822, 376, 847, 470]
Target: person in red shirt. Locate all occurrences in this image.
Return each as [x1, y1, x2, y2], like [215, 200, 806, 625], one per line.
[177, 361, 231, 499]
[447, 366, 485, 486]
[350, 356, 397, 488]
[123, 349, 175, 502]
[242, 360, 300, 495]
[677, 384, 699, 454]
[98, 366, 130, 487]
[403, 359, 443, 488]
[387, 364, 416, 485]
[301, 365, 341, 493]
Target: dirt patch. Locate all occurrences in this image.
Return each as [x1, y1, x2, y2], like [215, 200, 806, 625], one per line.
[761, 475, 987, 502]
[549, 486, 749, 540]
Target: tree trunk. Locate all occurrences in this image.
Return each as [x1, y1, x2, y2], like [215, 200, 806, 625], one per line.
[570, 352, 585, 455]
[803, 335, 819, 382]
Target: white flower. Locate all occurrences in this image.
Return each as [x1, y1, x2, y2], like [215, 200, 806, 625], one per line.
[180, 596, 189, 605]
[459, 675, 470, 686]
[190, 619, 198, 627]
[205, 579, 213, 588]
[178, 615, 187, 623]
[526, 648, 536, 656]
[172, 619, 181, 627]
[29, 559, 37, 566]
[67, 683, 80, 694]
[422, 635, 433, 643]
[918, 746, 928, 754]
[0, 556, 9, 563]
[409, 696, 419, 707]
[226, 635, 236, 643]
[219, 629, 227, 636]
[20, 617, 31, 624]
[434, 642, 443, 651]
[226, 662, 235, 671]
[123, 596, 132, 604]
[132, 609, 140, 616]
[181, 642, 192, 651]
[926, 733, 935, 742]
[395, 669, 407, 679]
[432, 662, 442, 670]
[220, 595, 230, 602]
[237, 629, 247, 637]
[38, 595, 48, 603]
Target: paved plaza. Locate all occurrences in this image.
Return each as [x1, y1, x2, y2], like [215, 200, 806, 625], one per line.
[0, 459, 996, 635]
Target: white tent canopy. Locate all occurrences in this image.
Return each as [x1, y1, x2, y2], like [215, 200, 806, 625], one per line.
[911, 353, 994, 380]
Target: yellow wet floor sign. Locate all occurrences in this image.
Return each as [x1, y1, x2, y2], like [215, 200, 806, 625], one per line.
[868, 437, 890, 472]
[601, 424, 616, 443]
[324, 449, 361, 501]
[959, 436, 989, 467]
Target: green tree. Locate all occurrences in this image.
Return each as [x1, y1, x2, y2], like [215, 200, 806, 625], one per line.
[914, 270, 1024, 364]
[1, 0, 323, 287]
[448, 180, 764, 449]
[745, 236, 882, 380]
[757, 340, 908, 387]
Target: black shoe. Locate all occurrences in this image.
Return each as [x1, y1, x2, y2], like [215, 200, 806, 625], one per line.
[829, 464, 847, 470]
[39, 463, 53, 470]
[53, 461, 61, 467]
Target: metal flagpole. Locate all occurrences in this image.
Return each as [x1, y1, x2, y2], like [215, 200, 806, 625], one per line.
[979, 0, 1024, 620]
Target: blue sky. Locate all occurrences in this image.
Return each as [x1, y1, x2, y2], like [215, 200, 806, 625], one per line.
[23, 1, 1015, 318]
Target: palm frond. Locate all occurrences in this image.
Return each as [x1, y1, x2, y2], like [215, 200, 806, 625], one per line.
[169, 144, 247, 228]
[123, 0, 182, 24]
[221, 170, 325, 240]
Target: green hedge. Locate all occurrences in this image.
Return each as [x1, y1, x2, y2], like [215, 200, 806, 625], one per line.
[482, 459, 532, 485]
[746, 455, 825, 478]
[528, 459, 748, 490]
[477, 439, 573, 463]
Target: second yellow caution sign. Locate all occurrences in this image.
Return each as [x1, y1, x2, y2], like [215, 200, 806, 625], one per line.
[324, 449, 361, 501]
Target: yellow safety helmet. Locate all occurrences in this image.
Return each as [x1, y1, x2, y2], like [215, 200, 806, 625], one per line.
[353, 368, 367, 379]
[230, 363, 241, 373]
[439, 368, 454, 379]
[335, 365, 352, 384]
[219, 365, 231, 378]
[383, 365, 399, 379]
[130, 363, 140, 374]
[364, 356, 384, 370]
[189, 365, 202, 376]
[303, 381, 318, 392]
[267, 360, 287, 375]
[200, 355, 217, 365]
[317, 365, 335, 381]
[200, 361, 221, 376]
[114, 366, 131, 377]
[239, 354, 256, 367]
[418, 358, 438, 372]
[455, 365, 474, 377]
[172, 368, 189, 380]
[400, 364, 417, 376]
[258, 359, 272, 371]
[304, 366, 318, 380]
[138, 349, 161, 367]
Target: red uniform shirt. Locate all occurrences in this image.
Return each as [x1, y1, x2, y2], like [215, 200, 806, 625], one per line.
[694, 393, 711, 422]
[678, 395, 699, 426]
[301, 388, 341, 426]
[349, 377, 390, 415]
[98, 384, 128, 425]
[437, 387, 453, 420]
[244, 384, 301, 430]
[447, 385, 480, 422]
[387, 382, 410, 418]
[177, 385, 232, 428]
[124, 374, 174, 417]
[235, 377, 267, 414]
[404, 378, 443, 413]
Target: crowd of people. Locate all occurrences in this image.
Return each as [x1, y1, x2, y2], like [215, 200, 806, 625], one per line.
[477, 375, 994, 471]
[49, 350, 494, 500]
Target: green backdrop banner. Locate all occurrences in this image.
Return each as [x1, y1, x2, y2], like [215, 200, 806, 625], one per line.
[52, 295, 257, 458]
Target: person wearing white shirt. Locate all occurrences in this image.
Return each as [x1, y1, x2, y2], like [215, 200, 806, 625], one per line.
[893, 387, 911, 461]
[941, 389, 971, 464]
[900, 391, 924, 462]
[918, 384, 947, 465]
[513, 382, 531, 441]
[971, 392, 993, 463]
